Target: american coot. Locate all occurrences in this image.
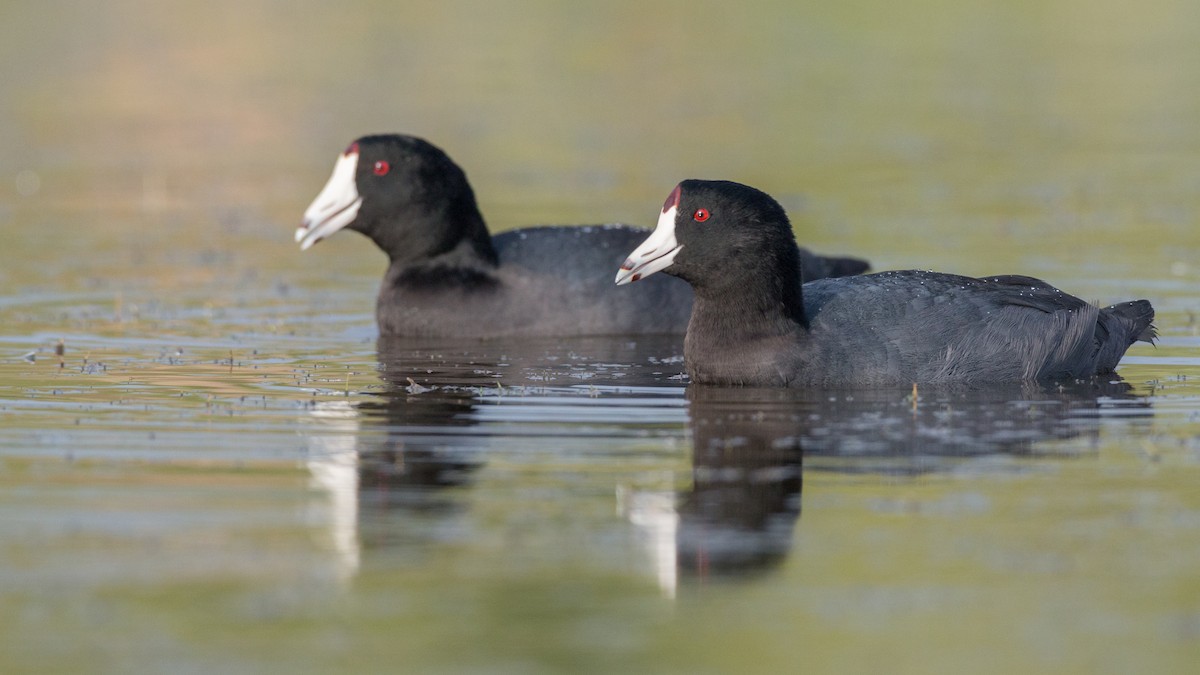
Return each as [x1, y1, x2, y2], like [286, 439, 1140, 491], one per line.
[615, 179, 1155, 386]
[298, 135, 870, 337]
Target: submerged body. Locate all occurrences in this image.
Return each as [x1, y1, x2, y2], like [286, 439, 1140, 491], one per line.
[298, 135, 870, 338]
[684, 269, 1154, 386]
[617, 180, 1155, 386]
[375, 224, 693, 337]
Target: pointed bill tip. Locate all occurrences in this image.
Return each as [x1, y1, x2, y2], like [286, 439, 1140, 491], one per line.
[615, 203, 682, 284]
[297, 150, 362, 251]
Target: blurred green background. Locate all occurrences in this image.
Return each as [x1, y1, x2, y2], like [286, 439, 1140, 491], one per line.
[2, 2, 1199, 673]
[3, 0, 1198, 288]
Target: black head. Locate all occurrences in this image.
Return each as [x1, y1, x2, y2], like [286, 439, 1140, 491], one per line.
[616, 179, 801, 292]
[298, 134, 495, 265]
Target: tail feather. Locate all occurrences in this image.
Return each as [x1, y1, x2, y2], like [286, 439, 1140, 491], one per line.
[1095, 299, 1155, 372]
[1109, 299, 1157, 344]
[798, 250, 871, 283]
[819, 256, 871, 279]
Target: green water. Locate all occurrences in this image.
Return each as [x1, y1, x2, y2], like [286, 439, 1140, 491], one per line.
[2, 1, 1200, 673]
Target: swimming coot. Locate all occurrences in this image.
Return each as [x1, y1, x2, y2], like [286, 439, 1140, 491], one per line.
[615, 179, 1155, 385]
[298, 135, 870, 337]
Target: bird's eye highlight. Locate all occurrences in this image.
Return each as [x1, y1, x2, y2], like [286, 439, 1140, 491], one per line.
[693, 208, 710, 222]
[373, 161, 390, 176]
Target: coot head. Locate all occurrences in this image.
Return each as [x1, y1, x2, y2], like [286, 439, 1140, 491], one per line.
[297, 135, 484, 263]
[615, 179, 799, 290]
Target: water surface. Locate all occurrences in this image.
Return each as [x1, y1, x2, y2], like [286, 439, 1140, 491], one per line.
[2, 1, 1200, 673]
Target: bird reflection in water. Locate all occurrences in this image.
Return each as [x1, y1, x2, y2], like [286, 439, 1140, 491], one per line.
[625, 378, 1150, 596]
[306, 335, 687, 581]
[305, 342, 495, 581]
[304, 338, 1150, 595]
[677, 387, 805, 577]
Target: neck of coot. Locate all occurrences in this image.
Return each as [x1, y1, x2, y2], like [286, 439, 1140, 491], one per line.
[682, 241, 810, 375]
[371, 189, 500, 282]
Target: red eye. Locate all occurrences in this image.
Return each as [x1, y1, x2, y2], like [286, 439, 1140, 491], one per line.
[373, 161, 390, 176]
[693, 208, 710, 222]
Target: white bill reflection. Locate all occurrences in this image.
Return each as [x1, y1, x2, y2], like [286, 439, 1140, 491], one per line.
[618, 485, 680, 599]
[304, 400, 362, 583]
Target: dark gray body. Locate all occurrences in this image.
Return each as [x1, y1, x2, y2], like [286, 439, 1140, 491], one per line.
[651, 180, 1155, 387]
[377, 224, 692, 337]
[313, 135, 869, 339]
[377, 224, 867, 338]
[684, 269, 1155, 387]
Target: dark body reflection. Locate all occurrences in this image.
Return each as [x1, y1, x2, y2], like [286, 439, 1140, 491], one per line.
[358, 335, 685, 499]
[796, 379, 1149, 468]
[333, 336, 687, 555]
[669, 379, 1150, 585]
[308, 336, 1150, 588]
[676, 387, 805, 577]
